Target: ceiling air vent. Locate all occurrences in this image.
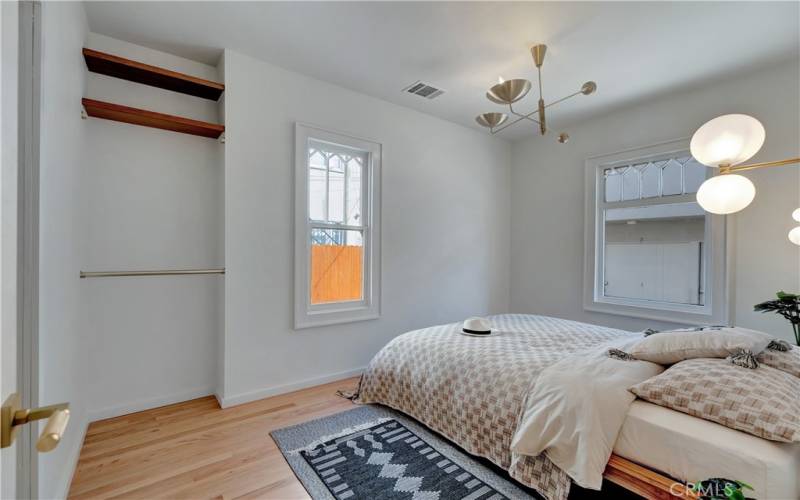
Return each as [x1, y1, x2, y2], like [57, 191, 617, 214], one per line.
[403, 81, 445, 100]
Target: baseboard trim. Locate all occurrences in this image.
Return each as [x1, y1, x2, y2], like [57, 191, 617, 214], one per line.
[55, 414, 89, 500]
[219, 367, 364, 408]
[88, 386, 215, 422]
[60, 371, 362, 494]
[87, 367, 364, 419]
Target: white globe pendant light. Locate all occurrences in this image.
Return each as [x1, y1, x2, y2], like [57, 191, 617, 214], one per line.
[789, 227, 800, 246]
[691, 114, 763, 215]
[688, 113, 800, 216]
[696, 174, 756, 215]
[690, 114, 765, 168]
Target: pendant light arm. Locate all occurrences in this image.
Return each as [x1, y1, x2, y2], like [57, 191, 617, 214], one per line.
[537, 66, 543, 102]
[508, 103, 541, 124]
[537, 67, 546, 136]
[490, 110, 540, 135]
[720, 157, 800, 174]
[545, 90, 583, 109]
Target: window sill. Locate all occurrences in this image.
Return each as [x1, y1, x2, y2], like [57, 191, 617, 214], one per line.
[583, 300, 725, 327]
[294, 305, 379, 330]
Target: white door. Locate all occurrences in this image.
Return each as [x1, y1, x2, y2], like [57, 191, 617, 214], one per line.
[2, 2, 44, 497]
[1, 1, 21, 497]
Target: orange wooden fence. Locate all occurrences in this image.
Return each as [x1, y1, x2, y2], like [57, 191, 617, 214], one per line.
[311, 245, 363, 303]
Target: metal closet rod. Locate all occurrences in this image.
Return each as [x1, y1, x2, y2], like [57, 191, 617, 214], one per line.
[80, 268, 225, 278]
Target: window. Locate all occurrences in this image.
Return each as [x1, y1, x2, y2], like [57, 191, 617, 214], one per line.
[294, 124, 381, 329]
[583, 139, 728, 325]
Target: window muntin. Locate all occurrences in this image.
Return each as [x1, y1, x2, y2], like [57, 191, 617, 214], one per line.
[308, 144, 363, 226]
[603, 156, 707, 203]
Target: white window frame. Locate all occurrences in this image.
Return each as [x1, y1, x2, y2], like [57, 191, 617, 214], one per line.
[294, 123, 381, 329]
[583, 138, 730, 325]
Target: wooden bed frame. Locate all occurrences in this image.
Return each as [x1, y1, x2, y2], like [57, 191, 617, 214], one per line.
[604, 454, 698, 499]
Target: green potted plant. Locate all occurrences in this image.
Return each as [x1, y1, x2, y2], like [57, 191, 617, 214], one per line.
[693, 478, 754, 500]
[754, 291, 800, 346]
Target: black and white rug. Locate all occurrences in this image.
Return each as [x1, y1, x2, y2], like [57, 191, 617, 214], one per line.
[271, 405, 536, 500]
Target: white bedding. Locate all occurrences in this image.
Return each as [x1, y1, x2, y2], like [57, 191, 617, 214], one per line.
[510, 337, 664, 490]
[356, 314, 799, 499]
[615, 400, 800, 500]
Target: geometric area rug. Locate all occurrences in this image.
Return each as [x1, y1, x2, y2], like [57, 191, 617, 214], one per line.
[270, 405, 536, 500]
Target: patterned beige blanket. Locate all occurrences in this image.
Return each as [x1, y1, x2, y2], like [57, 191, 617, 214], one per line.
[354, 314, 635, 500]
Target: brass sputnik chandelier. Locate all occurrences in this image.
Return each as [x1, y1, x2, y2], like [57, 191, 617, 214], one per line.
[475, 44, 596, 143]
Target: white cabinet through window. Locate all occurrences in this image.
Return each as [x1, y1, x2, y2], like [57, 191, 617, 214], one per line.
[605, 242, 702, 305]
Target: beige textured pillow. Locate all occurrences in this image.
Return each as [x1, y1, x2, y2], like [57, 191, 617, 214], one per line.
[628, 326, 772, 365]
[758, 345, 800, 379]
[630, 358, 800, 443]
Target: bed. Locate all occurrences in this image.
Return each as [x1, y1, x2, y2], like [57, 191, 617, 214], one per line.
[354, 314, 800, 500]
[614, 400, 800, 499]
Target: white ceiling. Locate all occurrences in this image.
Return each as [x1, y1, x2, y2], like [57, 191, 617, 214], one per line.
[84, 1, 800, 141]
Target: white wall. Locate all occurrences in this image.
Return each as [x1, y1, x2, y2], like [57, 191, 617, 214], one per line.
[1, 1, 19, 498]
[510, 62, 800, 338]
[82, 34, 223, 419]
[34, 19, 226, 495]
[37, 2, 89, 498]
[222, 49, 510, 404]
[30, 15, 796, 496]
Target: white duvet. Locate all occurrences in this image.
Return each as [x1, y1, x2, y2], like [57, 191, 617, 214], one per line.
[511, 337, 664, 489]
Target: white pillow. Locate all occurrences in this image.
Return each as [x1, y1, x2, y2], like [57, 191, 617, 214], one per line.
[628, 326, 773, 365]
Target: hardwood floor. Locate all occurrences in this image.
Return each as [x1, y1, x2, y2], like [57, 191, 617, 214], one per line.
[68, 378, 650, 500]
[68, 378, 360, 499]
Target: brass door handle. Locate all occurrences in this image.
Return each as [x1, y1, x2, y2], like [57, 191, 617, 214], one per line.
[35, 408, 70, 452]
[1, 393, 70, 452]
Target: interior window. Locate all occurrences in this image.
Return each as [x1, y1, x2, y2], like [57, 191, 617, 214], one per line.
[585, 147, 726, 324]
[600, 157, 708, 309]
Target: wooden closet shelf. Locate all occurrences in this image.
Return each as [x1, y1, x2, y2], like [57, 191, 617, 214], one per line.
[83, 48, 225, 101]
[82, 98, 225, 139]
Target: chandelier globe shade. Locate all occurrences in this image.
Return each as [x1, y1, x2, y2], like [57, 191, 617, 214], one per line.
[486, 79, 532, 105]
[789, 227, 800, 246]
[690, 114, 766, 168]
[793, 208, 800, 222]
[696, 174, 756, 215]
